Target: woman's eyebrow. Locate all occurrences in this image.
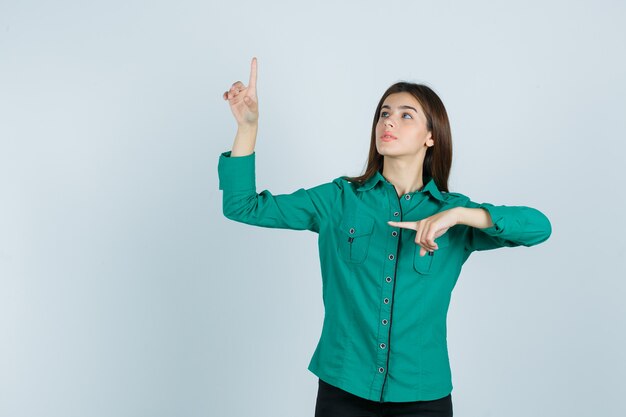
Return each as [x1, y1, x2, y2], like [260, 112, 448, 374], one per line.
[381, 104, 418, 113]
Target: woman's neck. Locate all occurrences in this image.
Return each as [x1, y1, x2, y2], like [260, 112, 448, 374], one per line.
[381, 158, 425, 197]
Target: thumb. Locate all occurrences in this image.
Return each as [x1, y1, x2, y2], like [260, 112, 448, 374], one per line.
[244, 96, 258, 112]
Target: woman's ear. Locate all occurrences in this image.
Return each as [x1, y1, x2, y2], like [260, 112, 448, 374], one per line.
[425, 133, 435, 147]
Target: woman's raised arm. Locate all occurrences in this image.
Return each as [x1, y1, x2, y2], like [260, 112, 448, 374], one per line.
[218, 151, 342, 233]
[218, 57, 342, 233]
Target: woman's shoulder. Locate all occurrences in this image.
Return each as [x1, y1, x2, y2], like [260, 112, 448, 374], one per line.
[302, 176, 347, 194]
[331, 175, 355, 188]
[441, 190, 472, 206]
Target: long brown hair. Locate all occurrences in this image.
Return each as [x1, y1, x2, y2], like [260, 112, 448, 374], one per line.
[343, 82, 453, 192]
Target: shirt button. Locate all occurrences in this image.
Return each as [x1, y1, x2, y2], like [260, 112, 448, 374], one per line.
[382, 319, 388, 325]
[384, 298, 389, 304]
[380, 343, 386, 349]
[404, 194, 411, 200]
[349, 227, 355, 234]
[393, 211, 399, 217]
[388, 254, 394, 260]
[385, 277, 392, 283]
[379, 367, 385, 373]
[392, 231, 397, 237]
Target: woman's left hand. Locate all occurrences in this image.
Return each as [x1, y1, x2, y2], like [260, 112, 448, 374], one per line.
[388, 208, 459, 257]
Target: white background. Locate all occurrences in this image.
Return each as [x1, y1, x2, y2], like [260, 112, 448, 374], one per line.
[1, 1, 625, 416]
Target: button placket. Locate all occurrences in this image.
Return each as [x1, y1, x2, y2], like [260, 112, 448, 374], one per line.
[376, 189, 402, 396]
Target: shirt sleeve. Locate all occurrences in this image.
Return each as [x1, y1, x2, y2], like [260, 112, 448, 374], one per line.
[217, 150, 342, 233]
[459, 197, 552, 253]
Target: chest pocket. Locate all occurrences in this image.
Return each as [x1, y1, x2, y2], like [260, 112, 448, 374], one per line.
[413, 232, 451, 275]
[337, 215, 375, 263]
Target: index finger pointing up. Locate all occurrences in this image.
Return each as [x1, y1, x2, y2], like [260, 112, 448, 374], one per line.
[248, 56, 257, 92]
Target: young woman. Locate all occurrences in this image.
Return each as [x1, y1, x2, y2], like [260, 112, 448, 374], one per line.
[219, 57, 552, 417]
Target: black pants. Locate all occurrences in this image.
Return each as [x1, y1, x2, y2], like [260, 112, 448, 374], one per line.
[314, 378, 453, 417]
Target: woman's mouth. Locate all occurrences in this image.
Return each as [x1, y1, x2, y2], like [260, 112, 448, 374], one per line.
[381, 134, 397, 142]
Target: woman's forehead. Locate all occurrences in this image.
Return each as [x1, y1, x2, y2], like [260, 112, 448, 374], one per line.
[383, 92, 421, 107]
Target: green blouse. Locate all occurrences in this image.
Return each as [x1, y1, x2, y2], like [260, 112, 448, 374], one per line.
[218, 150, 552, 402]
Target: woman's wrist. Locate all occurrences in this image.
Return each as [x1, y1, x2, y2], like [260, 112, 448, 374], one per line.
[452, 207, 494, 229]
[236, 122, 258, 131]
[231, 123, 258, 157]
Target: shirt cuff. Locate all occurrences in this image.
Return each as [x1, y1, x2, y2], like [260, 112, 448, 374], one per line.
[218, 150, 256, 191]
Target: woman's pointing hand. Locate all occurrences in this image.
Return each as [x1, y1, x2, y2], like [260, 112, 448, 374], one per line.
[388, 209, 459, 257]
[223, 56, 259, 126]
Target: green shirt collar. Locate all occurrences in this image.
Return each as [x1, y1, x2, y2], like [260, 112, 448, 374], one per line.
[356, 170, 445, 202]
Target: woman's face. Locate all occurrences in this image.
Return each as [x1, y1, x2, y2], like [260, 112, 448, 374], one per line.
[375, 92, 433, 158]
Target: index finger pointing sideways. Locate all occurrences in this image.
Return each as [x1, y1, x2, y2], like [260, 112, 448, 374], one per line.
[387, 220, 417, 230]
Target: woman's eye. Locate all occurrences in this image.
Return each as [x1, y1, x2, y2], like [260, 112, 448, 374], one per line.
[380, 111, 412, 119]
